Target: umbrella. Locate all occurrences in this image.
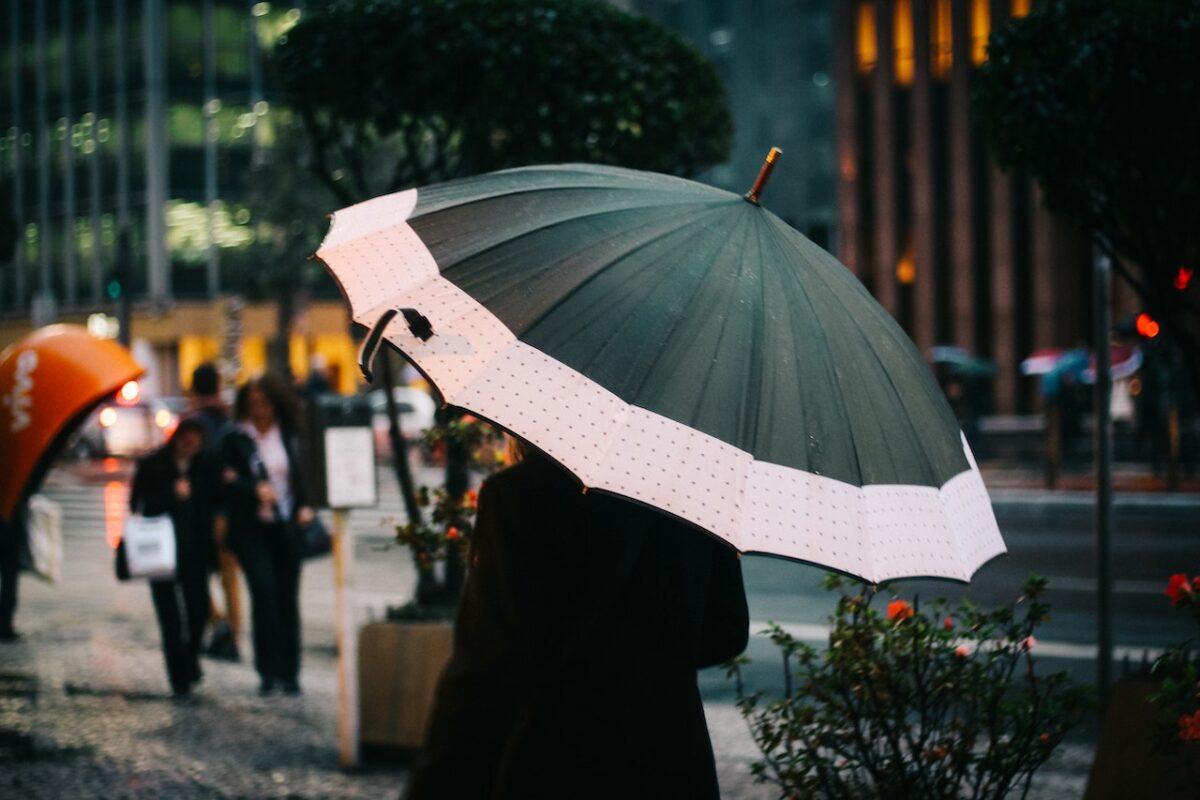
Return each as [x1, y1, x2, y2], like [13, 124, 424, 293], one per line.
[927, 346, 996, 378]
[0, 325, 143, 523]
[318, 162, 1004, 583]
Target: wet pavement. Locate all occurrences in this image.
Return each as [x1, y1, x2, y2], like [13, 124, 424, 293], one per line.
[0, 461, 1112, 797]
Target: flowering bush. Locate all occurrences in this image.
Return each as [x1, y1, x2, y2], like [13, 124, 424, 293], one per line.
[1148, 572, 1200, 788]
[727, 574, 1088, 800]
[389, 414, 504, 620]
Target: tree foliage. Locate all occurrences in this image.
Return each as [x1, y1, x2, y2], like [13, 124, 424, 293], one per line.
[274, 0, 733, 205]
[972, 0, 1200, 363]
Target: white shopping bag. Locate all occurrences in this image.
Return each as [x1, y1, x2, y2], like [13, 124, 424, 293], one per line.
[26, 494, 63, 583]
[121, 515, 176, 580]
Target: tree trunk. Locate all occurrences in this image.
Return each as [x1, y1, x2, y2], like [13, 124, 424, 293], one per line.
[270, 288, 295, 381]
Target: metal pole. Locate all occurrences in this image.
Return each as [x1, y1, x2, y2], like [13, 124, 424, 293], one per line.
[1094, 250, 1114, 716]
[9, 0, 27, 308]
[34, 0, 56, 324]
[332, 508, 360, 768]
[87, 0, 104, 304]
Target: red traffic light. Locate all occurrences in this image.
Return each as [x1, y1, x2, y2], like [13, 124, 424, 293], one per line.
[1135, 313, 1160, 338]
[1175, 266, 1194, 291]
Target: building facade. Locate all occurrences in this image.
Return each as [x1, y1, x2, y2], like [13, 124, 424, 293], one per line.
[0, 0, 357, 395]
[627, 0, 836, 247]
[833, 0, 1101, 414]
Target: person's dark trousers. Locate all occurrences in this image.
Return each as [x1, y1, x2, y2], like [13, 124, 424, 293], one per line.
[150, 564, 210, 694]
[233, 524, 302, 683]
[0, 528, 20, 637]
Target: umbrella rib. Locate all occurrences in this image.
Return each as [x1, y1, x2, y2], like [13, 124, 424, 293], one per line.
[618, 206, 745, 403]
[773, 218, 940, 486]
[427, 198, 729, 290]
[683, 208, 758, 434]
[763, 216, 861, 483]
[530, 203, 735, 373]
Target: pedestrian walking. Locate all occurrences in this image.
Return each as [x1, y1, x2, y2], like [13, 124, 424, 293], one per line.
[222, 374, 313, 696]
[405, 441, 749, 800]
[129, 417, 216, 701]
[0, 504, 26, 641]
[189, 362, 242, 661]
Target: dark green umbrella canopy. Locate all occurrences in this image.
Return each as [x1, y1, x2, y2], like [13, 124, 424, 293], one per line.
[407, 165, 966, 489]
[319, 163, 1004, 582]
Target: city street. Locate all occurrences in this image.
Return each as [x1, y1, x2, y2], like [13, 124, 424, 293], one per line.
[2, 459, 1182, 797]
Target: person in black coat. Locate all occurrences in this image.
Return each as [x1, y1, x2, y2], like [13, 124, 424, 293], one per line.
[221, 374, 313, 696]
[129, 417, 216, 700]
[406, 444, 750, 800]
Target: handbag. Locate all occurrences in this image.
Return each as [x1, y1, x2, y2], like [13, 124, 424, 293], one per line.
[115, 514, 177, 581]
[294, 516, 332, 560]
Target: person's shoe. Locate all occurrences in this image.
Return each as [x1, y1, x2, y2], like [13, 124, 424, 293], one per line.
[206, 623, 240, 661]
[280, 678, 302, 696]
[258, 678, 276, 697]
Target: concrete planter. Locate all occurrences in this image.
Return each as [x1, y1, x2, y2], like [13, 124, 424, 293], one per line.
[1085, 678, 1200, 798]
[358, 620, 453, 750]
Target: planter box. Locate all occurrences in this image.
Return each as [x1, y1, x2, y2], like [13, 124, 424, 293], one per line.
[358, 620, 454, 750]
[1085, 678, 1200, 798]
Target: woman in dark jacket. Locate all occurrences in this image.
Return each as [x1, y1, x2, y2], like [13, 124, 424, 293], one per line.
[406, 444, 750, 800]
[129, 417, 215, 700]
[221, 374, 313, 696]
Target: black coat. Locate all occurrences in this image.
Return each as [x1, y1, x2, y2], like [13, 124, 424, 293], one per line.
[129, 445, 217, 570]
[407, 455, 749, 800]
[220, 426, 309, 543]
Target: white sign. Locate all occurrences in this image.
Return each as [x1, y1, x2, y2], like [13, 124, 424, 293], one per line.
[324, 426, 377, 509]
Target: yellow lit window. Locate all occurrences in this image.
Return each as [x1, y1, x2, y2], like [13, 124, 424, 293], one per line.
[894, 0, 914, 86]
[856, 2, 878, 75]
[932, 0, 952, 78]
[1011, 0, 1031, 18]
[971, 0, 991, 65]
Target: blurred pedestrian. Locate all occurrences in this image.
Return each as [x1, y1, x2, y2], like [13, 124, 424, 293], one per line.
[189, 362, 242, 661]
[129, 417, 216, 701]
[0, 504, 26, 641]
[406, 441, 749, 799]
[222, 374, 313, 696]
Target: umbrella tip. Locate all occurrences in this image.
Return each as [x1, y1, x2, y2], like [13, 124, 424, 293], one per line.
[744, 147, 783, 205]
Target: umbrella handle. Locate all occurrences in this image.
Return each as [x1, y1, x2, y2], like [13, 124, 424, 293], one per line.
[358, 307, 435, 382]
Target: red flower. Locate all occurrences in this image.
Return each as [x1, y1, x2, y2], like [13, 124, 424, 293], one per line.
[466, 489, 478, 510]
[887, 600, 914, 622]
[1038, 733, 1051, 746]
[954, 645, 970, 658]
[446, 526, 461, 541]
[1020, 635, 1037, 651]
[943, 616, 953, 631]
[1166, 573, 1194, 605]
[1178, 710, 1200, 742]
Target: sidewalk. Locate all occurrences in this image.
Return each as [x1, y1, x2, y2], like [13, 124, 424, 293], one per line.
[0, 463, 1119, 798]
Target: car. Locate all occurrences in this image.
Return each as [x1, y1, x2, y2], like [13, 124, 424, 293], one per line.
[369, 387, 437, 459]
[67, 384, 179, 459]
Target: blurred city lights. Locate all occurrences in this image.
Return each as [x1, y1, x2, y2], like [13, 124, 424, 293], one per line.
[1135, 312, 1160, 339]
[119, 381, 140, 403]
[1175, 266, 1194, 291]
[99, 407, 117, 428]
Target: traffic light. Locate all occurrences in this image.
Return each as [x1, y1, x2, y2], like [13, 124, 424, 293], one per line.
[106, 276, 122, 300]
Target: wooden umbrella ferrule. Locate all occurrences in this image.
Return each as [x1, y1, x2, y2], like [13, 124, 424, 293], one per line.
[744, 147, 783, 205]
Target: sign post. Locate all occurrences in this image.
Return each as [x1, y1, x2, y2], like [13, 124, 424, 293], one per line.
[311, 397, 377, 769]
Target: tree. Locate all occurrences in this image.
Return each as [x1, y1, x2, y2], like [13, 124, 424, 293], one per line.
[274, 0, 733, 608]
[234, 119, 339, 380]
[274, 0, 733, 206]
[972, 0, 1200, 393]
